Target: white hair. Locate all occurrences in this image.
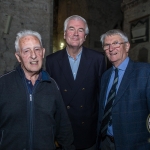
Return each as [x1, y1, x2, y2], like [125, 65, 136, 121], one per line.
[100, 29, 129, 45]
[64, 15, 89, 35]
[15, 30, 43, 52]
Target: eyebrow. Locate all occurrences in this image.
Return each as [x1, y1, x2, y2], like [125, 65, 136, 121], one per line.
[68, 26, 74, 29]
[78, 28, 84, 31]
[22, 46, 41, 50]
[104, 40, 119, 45]
[68, 26, 85, 30]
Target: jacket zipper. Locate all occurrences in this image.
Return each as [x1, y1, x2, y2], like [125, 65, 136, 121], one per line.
[29, 82, 39, 150]
[29, 94, 33, 150]
[22, 70, 42, 150]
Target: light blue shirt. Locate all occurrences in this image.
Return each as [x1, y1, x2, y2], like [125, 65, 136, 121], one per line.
[105, 57, 129, 136]
[67, 49, 82, 80]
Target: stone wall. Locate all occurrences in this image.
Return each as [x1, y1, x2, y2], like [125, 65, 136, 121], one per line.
[54, 0, 123, 52]
[122, 0, 150, 62]
[0, 0, 53, 75]
[87, 0, 123, 52]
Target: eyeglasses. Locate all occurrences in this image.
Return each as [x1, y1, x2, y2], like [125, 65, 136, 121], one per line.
[103, 42, 127, 51]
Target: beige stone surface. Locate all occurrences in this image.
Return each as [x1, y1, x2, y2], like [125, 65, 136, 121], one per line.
[0, 0, 53, 75]
[122, 0, 150, 62]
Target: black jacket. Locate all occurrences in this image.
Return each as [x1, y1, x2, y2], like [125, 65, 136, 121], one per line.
[46, 47, 106, 149]
[0, 65, 75, 150]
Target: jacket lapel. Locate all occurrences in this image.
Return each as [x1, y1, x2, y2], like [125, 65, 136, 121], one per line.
[74, 47, 91, 84]
[58, 49, 74, 88]
[100, 68, 112, 110]
[113, 60, 134, 106]
[67, 47, 93, 103]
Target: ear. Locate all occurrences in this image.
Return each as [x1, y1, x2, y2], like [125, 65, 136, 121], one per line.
[42, 48, 45, 58]
[15, 52, 21, 63]
[125, 42, 130, 53]
[64, 31, 66, 39]
[84, 35, 87, 41]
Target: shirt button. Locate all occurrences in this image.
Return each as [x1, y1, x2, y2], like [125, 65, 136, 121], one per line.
[64, 89, 67, 92]
[82, 122, 84, 124]
[67, 106, 70, 109]
[80, 105, 83, 108]
[82, 88, 85, 90]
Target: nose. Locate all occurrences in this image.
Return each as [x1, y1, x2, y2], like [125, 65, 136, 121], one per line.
[30, 50, 37, 59]
[109, 44, 115, 51]
[74, 29, 79, 35]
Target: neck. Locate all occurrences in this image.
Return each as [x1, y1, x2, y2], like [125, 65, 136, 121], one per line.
[67, 46, 82, 59]
[25, 72, 40, 85]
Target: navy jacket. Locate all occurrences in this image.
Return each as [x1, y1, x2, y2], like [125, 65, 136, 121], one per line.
[97, 59, 150, 150]
[0, 65, 75, 150]
[46, 47, 106, 149]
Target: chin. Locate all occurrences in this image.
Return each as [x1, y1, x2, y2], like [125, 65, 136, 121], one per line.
[29, 67, 41, 72]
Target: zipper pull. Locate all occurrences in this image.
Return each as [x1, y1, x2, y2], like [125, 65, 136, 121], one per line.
[30, 94, 32, 101]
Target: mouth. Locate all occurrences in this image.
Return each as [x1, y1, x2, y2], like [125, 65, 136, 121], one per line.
[71, 39, 79, 42]
[110, 52, 117, 56]
[71, 37, 79, 40]
[30, 61, 38, 64]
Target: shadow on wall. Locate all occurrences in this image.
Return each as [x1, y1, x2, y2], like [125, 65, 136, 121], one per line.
[138, 48, 148, 62]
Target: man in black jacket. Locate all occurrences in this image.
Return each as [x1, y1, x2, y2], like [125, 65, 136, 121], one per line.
[0, 30, 75, 150]
[46, 15, 106, 150]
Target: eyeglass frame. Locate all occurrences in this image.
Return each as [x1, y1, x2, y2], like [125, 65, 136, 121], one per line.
[102, 41, 128, 51]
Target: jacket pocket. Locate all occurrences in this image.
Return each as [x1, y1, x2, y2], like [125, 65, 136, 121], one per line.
[33, 126, 56, 149]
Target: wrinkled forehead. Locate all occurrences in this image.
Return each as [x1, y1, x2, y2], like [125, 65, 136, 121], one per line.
[104, 34, 123, 42]
[67, 19, 85, 27]
[19, 35, 41, 48]
[20, 35, 40, 44]
[18, 35, 41, 51]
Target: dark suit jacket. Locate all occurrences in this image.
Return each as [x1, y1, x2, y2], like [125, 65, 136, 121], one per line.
[46, 47, 106, 149]
[97, 59, 150, 150]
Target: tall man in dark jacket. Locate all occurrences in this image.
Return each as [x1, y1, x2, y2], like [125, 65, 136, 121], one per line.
[46, 15, 106, 150]
[0, 30, 75, 150]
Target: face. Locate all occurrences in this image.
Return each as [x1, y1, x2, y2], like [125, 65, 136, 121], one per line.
[64, 19, 87, 49]
[15, 35, 45, 77]
[103, 35, 130, 67]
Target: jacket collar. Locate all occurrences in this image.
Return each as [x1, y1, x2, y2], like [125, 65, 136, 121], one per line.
[16, 64, 51, 82]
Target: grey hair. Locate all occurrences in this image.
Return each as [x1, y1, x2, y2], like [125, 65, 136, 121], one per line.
[15, 30, 43, 52]
[64, 15, 89, 35]
[100, 29, 129, 45]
